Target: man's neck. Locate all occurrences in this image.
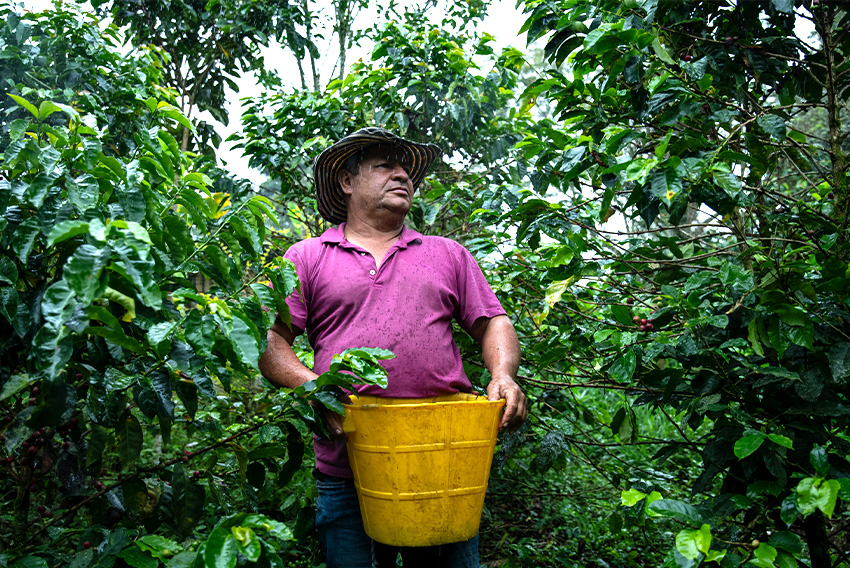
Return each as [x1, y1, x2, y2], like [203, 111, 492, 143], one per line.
[343, 215, 406, 267]
[343, 213, 405, 244]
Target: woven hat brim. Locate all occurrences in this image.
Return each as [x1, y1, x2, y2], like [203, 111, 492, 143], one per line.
[314, 128, 442, 224]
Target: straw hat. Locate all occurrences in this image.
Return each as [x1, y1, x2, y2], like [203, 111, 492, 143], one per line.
[313, 127, 442, 224]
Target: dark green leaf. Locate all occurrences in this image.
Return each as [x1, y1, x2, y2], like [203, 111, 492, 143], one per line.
[0, 256, 18, 286]
[64, 245, 111, 304]
[66, 173, 100, 213]
[11, 217, 40, 263]
[829, 343, 850, 380]
[608, 349, 637, 382]
[115, 412, 143, 463]
[122, 477, 151, 516]
[112, 239, 161, 308]
[810, 446, 829, 476]
[204, 526, 237, 568]
[648, 499, 704, 525]
[610, 304, 636, 326]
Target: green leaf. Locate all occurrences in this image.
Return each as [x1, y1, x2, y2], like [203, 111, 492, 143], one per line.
[8, 94, 38, 117]
[69, 549, 94, 568]
[648, 499, 704, 525]
[11, 556, 49, 568]
[137, 535, 180, 560]
[231, 526, 261, 562]
[818, 479, 840, 518]
[87, 425, 107, 468]
[767, 434, 793, 450]
[117, 161, 148, 223]
[115, 412, 143, 463]
[754, 543, 778, 563]
[621, 488, 647, 507]
[165, 551, 196, 568]
[229, 311, 261, 369]
[103, 287, 136, 320]
[314, 390, 345, 416]
[172, 464, 205, 536]
[160, 108, 195, 132]
[0, 288, 19, 332]
[734, 433, 766, 459]
[651, 38, 676, 65]
[810, 446, 829, 476]
[610, 304, 636, 327]
[204, 526, 237, 568]
[768, 531, 803, 556]
[11, 217, 40, 263]
[81, 137, 102, 169]
[67, 173, 100, 213]
[41, 280, 75, 327]
[118, 546, 158, 568]
[748, 319, 765, 356]
[0, 374, 29, 401]
[9, 118, 28, 142]
[675, 524, 712, 561]
[185, 311, 215, 358]
[0, 256, 18, 286]
[122, 477, 151, 516]
[47, 220, 90, 246]
[148, 321, 177, 357]
[757, 114, 787, 141]
[64, 245, 111, 304]
[828, 343, 850, 380]
[112, 239, 161, 308]
[610, 404, 638, 444]
[608, 349, 636, 382]
[795, 477, 820, 515]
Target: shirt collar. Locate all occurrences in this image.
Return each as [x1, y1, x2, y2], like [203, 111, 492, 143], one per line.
[320, 223, 423, 249]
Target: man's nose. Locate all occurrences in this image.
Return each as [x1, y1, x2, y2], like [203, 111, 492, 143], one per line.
[391, 164, 410, 181]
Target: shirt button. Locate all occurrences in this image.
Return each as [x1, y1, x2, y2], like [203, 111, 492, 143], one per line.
[369, 269, 376, 276]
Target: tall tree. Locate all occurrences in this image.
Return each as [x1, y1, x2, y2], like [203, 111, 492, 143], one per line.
[98, 0, 311, 152]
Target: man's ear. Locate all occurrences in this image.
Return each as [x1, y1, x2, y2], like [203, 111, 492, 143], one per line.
[337, 169, 355, 196]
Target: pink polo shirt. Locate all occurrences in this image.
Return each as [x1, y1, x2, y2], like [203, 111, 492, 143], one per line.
[284, 224, 505, 476]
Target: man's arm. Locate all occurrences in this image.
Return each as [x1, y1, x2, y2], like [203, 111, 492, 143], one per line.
[258, 320, 317, 389]
[258, 320, 345, 437]
[469, 315, 527, 431]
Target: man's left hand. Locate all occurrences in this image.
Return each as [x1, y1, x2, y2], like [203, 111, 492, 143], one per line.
[486, 374, 527, 432]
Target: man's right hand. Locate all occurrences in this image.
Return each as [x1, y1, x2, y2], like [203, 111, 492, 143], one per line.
[310, 401, 346, 439]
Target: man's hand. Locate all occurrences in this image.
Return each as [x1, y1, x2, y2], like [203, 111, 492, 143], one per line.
[487, 374, 527, 432]
[471, 315, 527, 432]
[308, 399, 346, 439]
[260, 320, 347, 439]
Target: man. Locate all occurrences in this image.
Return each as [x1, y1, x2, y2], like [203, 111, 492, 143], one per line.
[259, 128, 527, 568]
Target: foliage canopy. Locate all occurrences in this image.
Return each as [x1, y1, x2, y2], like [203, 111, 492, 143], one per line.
[1, 0, 850, 567]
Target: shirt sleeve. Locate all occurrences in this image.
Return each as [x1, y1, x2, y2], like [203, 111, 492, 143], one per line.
[452, 242, 506, 332]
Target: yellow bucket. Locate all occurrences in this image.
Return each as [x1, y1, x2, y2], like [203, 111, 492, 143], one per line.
[342, 393, 505, 547]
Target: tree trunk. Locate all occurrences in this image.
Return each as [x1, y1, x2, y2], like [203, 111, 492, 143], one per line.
[803, 512, 831, 568]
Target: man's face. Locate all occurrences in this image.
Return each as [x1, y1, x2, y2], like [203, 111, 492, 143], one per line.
[338, 144, 415, 219]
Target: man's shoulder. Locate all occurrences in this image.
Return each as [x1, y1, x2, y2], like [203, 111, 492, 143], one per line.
[416, 235, 473, 256]
[283, 235, 329, 267]
[417, 234, 466, 249]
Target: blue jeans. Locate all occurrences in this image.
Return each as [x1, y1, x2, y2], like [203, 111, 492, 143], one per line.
[314, 472, 480, 568]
